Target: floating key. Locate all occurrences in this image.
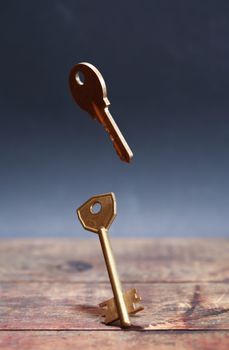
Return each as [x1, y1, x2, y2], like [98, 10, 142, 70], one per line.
[69, 62, 133, 163]
[77, 193, 143, 327]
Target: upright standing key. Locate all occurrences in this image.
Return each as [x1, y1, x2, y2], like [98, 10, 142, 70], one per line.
[69, 62, 133, 163]
[77, 193, 143, 327]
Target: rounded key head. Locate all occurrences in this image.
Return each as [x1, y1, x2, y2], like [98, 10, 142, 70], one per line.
[77, 193, 116, 233]
[69, 62, 110, 118]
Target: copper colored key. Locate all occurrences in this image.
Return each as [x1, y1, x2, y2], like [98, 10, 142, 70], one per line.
[69, 62, 133, 163]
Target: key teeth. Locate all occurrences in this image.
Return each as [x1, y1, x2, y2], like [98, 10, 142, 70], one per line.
[99, 288, 144, 325]
[99, 298, 116, 324]
[131, 288, 142, 303]
[126, 288, 144, 315]
[133, 290, 142, 303]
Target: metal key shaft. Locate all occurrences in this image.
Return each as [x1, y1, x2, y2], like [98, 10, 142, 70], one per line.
[98, 226, 130, 327]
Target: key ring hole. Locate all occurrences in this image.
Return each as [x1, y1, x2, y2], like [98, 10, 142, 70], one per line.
[90, 201, 102, 214]
[75, 71, 85, 85]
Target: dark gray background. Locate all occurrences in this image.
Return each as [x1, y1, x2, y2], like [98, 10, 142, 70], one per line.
[1, 1, 229, 237]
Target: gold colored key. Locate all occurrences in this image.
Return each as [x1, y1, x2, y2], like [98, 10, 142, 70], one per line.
[77, 193, 143, 327]
[69, 62, 133, 163]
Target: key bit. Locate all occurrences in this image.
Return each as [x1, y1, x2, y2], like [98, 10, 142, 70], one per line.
[100, 288, 144, 324]
[77, 192, 143, 328]
[69, 62, 133, 163]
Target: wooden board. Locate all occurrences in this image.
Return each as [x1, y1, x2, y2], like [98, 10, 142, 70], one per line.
[0, 238, 228, 282]
[0, 238, 228, 349]
[0, 331, 229, 350]
[0, 282, 229, 330]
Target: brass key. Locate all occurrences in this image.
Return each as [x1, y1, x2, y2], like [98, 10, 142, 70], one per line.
[77, 193, 143, 327]
[69, 62, 133, 163]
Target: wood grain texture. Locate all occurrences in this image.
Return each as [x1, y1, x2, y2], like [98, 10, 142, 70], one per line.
[0, 282, 228, 330]
[0, 238, 228, 282]
[0, 331, 229, 350]
[0, 238, 228, 349]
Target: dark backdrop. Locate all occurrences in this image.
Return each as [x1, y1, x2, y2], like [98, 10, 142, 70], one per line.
[1, 1, 229, 237]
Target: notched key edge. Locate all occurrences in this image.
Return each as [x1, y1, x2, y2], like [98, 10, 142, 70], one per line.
[99, 288, 144, 324]
[92, 103, 133, 163]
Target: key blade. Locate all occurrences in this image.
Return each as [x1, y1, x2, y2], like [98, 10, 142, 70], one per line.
[77, 193, 116, 233]
[92, 103, 133, 163]
[124, 288, 144, 315]
[99, 297, 119, 324]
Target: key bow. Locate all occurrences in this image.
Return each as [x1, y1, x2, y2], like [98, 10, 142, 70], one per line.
[77, 193, 116, 234]
[69, 62, 110, 118]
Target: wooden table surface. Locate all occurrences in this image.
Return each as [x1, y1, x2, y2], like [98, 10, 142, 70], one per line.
[0, 238, 228, 349]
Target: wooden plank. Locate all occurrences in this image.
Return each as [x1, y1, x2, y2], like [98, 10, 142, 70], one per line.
[0, 331, 229, 350]
[0, 238, 228, 282]
[0, 282, 228, 330]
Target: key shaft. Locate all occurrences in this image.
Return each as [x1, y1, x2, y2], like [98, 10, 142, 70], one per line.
[92, 103, 133, 163]
[98, 227, 130, 327]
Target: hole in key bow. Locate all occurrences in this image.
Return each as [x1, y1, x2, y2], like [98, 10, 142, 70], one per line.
[75, 71, 85, 85]
[90, 201, 102, 214]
